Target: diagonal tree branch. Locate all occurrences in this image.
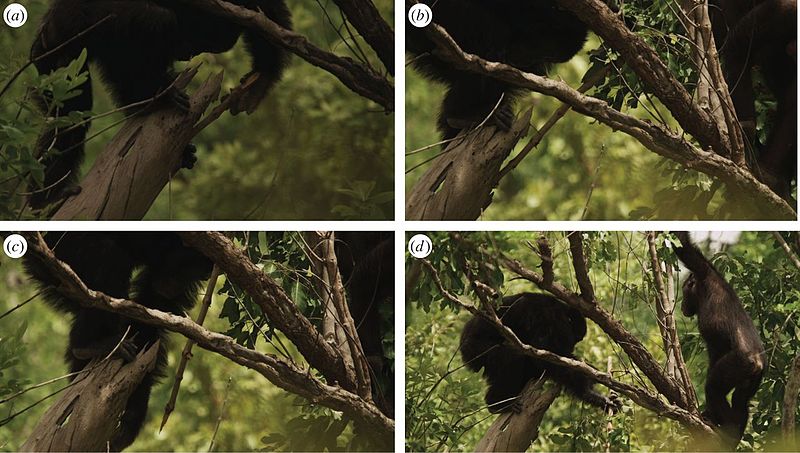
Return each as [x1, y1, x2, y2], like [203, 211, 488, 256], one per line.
[555, 0, 728, 157]
[184, 0, 393, 111]
[332, 0, 394, 75]
[178, 231, 356, 392]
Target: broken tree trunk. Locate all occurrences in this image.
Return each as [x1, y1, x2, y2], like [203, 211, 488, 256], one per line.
[474, 379, 560, 452]
[21, 343, 159, 452]
[51, 69, 223, 220]
[406, 109, 531, 220]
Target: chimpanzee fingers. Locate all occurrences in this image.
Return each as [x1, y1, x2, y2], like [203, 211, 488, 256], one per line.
[181, 143, 198, 169]
[168, 89, 191, 113]
[605, 392, 623, 414]
[491, 105, 515, 131]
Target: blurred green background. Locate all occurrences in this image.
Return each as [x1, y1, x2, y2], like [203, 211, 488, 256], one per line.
[0, 0, 393, 220]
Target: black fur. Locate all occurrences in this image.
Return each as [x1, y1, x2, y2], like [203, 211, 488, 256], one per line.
[24, 232, 213, 450]
[406, 0, 588, 140]
[28, 0, 292, 208]
[459, 292, 618, 414]
[673, 231, 765, 445]
[335, 231, 394, 418]
[709, 0, 797, 195]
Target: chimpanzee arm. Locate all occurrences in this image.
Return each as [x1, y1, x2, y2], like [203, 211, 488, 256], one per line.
[673, 232, 713, 279]
[459, 316, 505, 372]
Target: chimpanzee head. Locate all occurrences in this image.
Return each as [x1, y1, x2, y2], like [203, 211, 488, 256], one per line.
[681, 273, 702, 317]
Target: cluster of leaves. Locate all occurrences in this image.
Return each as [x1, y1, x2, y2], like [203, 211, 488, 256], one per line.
[218, 232, 315, 348]
[215, 231, 394, 451]
[0, 48, 92, 219]
[590, 1, 696, 112]
[261, 400, 379, 452]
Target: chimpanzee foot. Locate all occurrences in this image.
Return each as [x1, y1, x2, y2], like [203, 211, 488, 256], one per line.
[181, 143, 198, 169]
[492, 104, 515, 131]
[168, 88, 191, 112]
[71, 333, 140, 363]
[445, 105, 514, 133]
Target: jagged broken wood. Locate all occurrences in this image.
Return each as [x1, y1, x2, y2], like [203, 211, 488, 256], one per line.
[474, 379, 560, 452]
[20, 343, 159, 452]
[406, 109, 532, 220]
[51, 68, 222, 220]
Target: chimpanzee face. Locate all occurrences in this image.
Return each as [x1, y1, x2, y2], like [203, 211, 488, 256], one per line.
[681, 273, 701, 317]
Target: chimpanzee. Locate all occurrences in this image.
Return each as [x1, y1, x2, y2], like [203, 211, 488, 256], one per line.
[335, 231, 394, 418]
[405, 0, 589, 140]
[24, 232, 213, 450]
[28, 0, 292, 209]
[459, 292, 619, 414]
[708, 0, 797, 195]
[672, 231, 765, 444]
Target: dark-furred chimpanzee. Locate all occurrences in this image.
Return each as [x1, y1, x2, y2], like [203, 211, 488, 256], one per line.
[673, 231, 765, 445]
[459, 292, 619, 414]
[24, 232, 213, 450]
[405, 0, 589, 140]
[708, 0, 797, 195]
[28, 0, 292, 209]
[335, 231, 394, 417]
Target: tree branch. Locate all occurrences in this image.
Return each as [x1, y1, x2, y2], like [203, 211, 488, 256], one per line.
[566, 232, 595, 302]
[331, 0, 394, 75]
[21, 344, 160, 451]
[474, 379, 560, 452]
[646, 232, 697, 409]
[303, 231, 373, 400]
[184, 0, 393, 111]
[783, 353, 800, 442]
[406, 108, 531, 220]
[555, 0, 728, 157]
[178, 232, 354, 392]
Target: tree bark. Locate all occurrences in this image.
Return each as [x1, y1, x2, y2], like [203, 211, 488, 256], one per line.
[474, 379, 560, 452]
[21, 344, 159, 452]
[52, 69, 222, 220]
[782, 353, 800, 442]
[406, 109, 531, 220]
